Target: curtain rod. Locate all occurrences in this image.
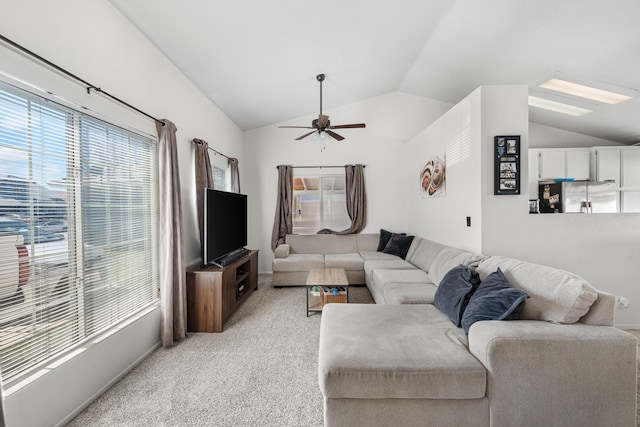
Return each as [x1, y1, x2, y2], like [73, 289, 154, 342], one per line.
[0, 33, 165, 127]
[192, 138, 231, 160]
[276, 165, 366, 169]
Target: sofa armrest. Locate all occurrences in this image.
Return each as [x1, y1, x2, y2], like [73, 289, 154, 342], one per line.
[468, 320, 637, 427]
[274, 244, 290, 258]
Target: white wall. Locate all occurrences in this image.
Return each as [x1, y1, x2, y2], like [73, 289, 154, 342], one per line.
[404, 91, 483, 253]
[0, 1, 244, 425]
[479, 85, 531, 254]
[244, 92, 451, 272]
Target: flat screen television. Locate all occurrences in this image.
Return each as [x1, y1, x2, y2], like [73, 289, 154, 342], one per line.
[203, 188, 248, 266]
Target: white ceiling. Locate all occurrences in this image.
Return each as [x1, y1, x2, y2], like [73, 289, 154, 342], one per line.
[110, 0, 640, 144]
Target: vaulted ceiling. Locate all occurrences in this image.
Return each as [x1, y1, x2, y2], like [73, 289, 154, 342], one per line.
[110, 0, 640, 144]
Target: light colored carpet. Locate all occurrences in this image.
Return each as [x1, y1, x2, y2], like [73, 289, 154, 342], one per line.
[68, 275, 640, 426]
[67, 274, 374, 426]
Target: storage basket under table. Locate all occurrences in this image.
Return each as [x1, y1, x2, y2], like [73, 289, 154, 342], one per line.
[322, 287, 347, 304]
[305, 268, 349, 316]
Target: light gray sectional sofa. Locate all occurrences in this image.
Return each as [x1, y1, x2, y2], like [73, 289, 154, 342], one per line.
[272, 233, 638, 427]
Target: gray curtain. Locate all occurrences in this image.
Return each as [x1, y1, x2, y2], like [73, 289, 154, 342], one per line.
[193, 139, 213, 245]
[157, 120, 187, 347]
[229, 158, 240, 193]
[271, 165, 293, 250]
[318, 164, 367, 235]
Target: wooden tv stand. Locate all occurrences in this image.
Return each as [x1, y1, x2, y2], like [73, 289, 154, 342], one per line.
[186, 250, 258, 333]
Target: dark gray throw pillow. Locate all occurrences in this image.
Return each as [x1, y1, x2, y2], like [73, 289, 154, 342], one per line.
[382, 234, 414, 259]
[433, 265, 481, 327]
[461, 268, 529, 335]
[377, 229, 406, 252]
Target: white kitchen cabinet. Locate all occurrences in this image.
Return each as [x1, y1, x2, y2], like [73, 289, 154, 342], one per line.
[591, 147, 620, 183]
[621, 147, 640, 187]
[621, 191, 640, 213]
[536, 148, 590, 180]
[538, 150, 565, 179]
[565, 149, 590, 180]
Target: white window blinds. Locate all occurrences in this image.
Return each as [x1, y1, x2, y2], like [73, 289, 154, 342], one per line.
[0, 80, 159, 382]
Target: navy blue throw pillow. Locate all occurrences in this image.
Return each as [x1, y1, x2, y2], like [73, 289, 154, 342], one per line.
[382, 234, 414, 259]
[377, 229, 406, 252]
[461, 268, 529, 335]
[434, 265, 481, 327]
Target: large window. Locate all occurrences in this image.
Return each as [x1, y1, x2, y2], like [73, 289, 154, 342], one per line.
[292, 173, 350, 234]
[0, 81, 159, 383]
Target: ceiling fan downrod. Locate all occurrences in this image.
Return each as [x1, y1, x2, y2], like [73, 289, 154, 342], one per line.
[317, 74, 324, 118]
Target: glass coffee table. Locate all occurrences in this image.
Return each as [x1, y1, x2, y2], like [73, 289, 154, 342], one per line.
[306, 267, 349, 317]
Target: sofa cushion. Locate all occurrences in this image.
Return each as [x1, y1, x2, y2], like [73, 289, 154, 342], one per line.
[383, 283, 438, 304]
[325, 253, 364, 271]
[406, 238, 448, 272]
[364, 259, 415, 287]
[434, 265, 481, 327]
[372, 268, 430, 287]
[319, 304, 485, 400]
[404, 236, 422, 261]
[376, 229, 405, 251]
[274, 243, 290, 258]
[286, 234, 358, 254]
[271, 254, 325, 272]
[428, 248, 485, 286]
[356, 233, 380, 252]
[364, 258, 415, 278]
[360, 251, 402, 261]
[382, 234, 415, 259]
[461, 268, 529, 334]
[476, 256, 599, 324]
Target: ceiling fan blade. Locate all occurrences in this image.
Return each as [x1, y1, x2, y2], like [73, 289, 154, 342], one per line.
[295, 131, 317, 141]
[330, 123, 366, 129]
[325, 130, 345, 141]
[279, 125, 314, 129]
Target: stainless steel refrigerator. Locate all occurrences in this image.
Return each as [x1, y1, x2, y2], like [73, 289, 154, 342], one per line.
[538, 181, 617, 213]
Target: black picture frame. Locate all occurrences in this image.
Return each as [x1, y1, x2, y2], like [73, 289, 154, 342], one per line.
[494, 135, 520, 195]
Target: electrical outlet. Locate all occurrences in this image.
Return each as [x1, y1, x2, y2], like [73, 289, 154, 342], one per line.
[615, 296, 630, 308]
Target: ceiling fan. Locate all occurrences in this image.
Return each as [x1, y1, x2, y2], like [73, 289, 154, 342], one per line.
[279, 74, 366, 141]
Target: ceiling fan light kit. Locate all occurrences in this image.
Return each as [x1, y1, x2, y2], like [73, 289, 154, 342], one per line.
[279, 73, 365, 150]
